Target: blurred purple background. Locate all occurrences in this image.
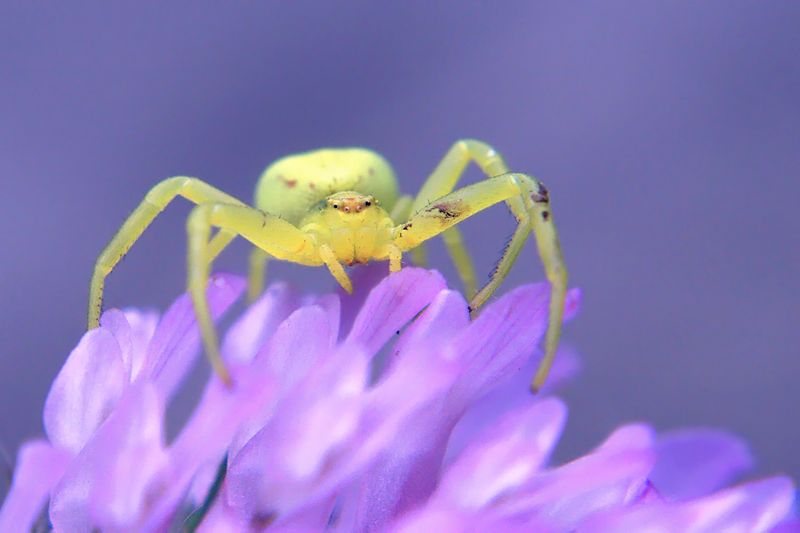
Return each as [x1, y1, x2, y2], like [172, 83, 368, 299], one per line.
[1, 1, 798, 495]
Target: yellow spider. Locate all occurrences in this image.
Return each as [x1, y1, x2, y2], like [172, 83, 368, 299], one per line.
[88, 140, 567, 392]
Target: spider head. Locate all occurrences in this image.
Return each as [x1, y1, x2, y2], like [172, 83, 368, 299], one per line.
[300, 191, 394, 264]
[308, 191, 386, 228]
[326, 192, 374, 217]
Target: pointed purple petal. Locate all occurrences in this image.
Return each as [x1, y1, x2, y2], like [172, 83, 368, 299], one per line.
[501, 424, 656, 529]
[452, 282, 552, 400]
[369, 282, 578, 527]
[387, 507, 544, 533]
[386, 507, 492, 533]
[382, 288, 469, 374]
[43, 327, 127, 454]
[346, 267, 447, 356]
[436, 398, 568, 509]
[220, 281, 298, 366]
[225, 344, 370, 522]
[144, 272, 245, 401]
[168, 301, 337, 480]
[121, 308, 160, 380]
[451, 284, 581, 402]
[144, 296, 328, 524]
[650, 428, 755, 501]
[583, 476, 796, 532]
[49, 380, 169, 531]
[99, 307, 158, 382]
[445, 345, 580, 467]
[688, 476, 796, 531]
[99, 309, 134, 378]
[252, 302, 341, 395]
[346, 286, 559, 530]
[0, 440, 70, 532]
[155, 297, 350, 527]
[342, 290, 475, 528]
[145, 288, 325, 528]
[337, 262, 396, 340]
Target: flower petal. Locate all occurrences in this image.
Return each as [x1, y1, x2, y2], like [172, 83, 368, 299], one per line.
[340, 290, 473, 529]
[99, 309, 135, 379]
[685, 476, 796, 531]
[451, 282, 552, 400]
[220, 281, 298, 366]
[582, 476, 797, 532]
[43, 326, 127, 454]
[27, 267, 797, 532]
[650, 428, 754, 501]
[146, 293, 334, 529]
[122, 308, 160, 381]
[444, 345, 580, 467]
[49, 380, 169, 531]
[499, 424, 656, 529]
[0, 440, 70, 532]
[225, 343, 370, 523]
[337, 262, 400, 339]
[342, 284, 568, 530]
[346, 267, 447, 356]
[250, 301, 341, 397]
[388, 506, 539, 533]
[224, 302, 343, 464]
[144, 272, 245, 401]
[382, 287, 470, 374]
[436, 398, 568, 510]
[99, 307, 158, 382]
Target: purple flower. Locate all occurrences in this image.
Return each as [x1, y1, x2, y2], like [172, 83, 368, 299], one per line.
[1, 268, 796, 531]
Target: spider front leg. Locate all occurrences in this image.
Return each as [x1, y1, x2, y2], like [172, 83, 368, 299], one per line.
[406, 139, 515, 299]
[394, 172, 567, 393]
[89, 177, 247, 329]
[186, 203, 319, 387]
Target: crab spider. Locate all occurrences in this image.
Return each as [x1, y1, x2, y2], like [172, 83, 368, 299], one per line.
[88, 140, 567, 392]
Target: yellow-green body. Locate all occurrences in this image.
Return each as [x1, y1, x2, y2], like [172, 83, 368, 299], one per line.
[88, 140, 568, 393]
[255, 149, 399, 224]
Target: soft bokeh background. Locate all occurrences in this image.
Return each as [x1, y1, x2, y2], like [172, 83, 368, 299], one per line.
[2, 1, 798, 498]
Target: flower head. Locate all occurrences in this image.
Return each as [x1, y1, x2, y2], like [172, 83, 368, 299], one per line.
[0, 268, 796, 531]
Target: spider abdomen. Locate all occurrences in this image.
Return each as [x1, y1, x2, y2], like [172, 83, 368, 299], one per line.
[254, 148, 400, 226]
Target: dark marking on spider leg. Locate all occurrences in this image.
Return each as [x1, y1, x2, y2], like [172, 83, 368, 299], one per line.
[426, 201, 461, 219]
[531, 182, 550, 204]
[542, 210, 550, 222]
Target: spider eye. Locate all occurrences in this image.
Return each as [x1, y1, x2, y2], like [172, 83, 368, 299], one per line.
[365, 201, 371, 207]
[332, 203, 339, 209]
